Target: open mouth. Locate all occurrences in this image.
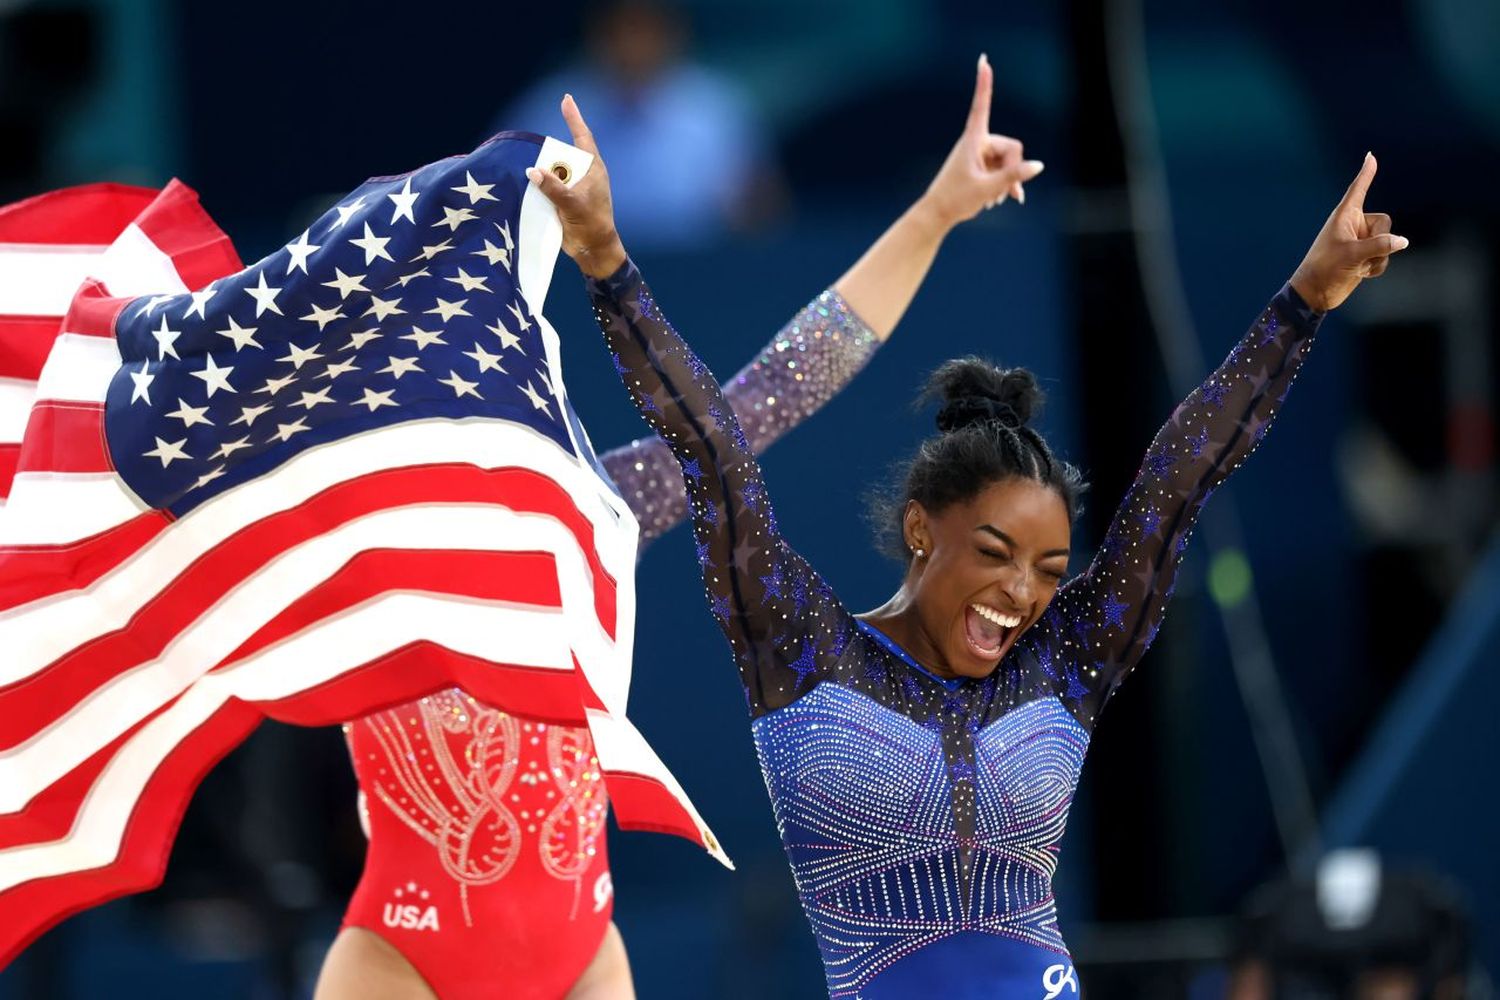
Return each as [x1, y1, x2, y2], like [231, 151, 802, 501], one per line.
[964, 603, 1022, 661]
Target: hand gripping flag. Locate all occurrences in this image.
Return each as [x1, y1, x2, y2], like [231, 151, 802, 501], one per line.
[0, 132, 727, 967]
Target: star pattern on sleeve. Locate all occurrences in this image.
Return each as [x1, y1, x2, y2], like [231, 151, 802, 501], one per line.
[1100, 591, 1129, 631]
[1200, 380, 1230, 408]
[1145, 451, 1176, 478]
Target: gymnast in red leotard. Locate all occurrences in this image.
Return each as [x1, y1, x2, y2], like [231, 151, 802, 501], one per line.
[313, 60, 1043, 999]
[326, 285, 877, 1000]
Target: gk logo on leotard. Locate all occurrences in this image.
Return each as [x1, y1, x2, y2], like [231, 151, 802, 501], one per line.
[1042, 964, 1078, 1000]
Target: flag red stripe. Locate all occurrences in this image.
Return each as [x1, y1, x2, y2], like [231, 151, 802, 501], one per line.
[263, 643, 593, 729]
[0, 513, 169, 612]
[0, 464, 619, 746]
[16, 402, 110, 474]
[224, 547, 565, 664]
[0, 184, 159, 245]
[130, 181, 243, 292]
[0, 316, 65, 382]
[0, 445, 17, 501]
[602, 772, 711, 844]
[56, 281, 128, 340]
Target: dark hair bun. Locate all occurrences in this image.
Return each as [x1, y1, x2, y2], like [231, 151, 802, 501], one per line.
[922, 357, 1043, 434]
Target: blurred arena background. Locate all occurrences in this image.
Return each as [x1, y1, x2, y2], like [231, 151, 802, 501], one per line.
[1, 0, 1497, 996]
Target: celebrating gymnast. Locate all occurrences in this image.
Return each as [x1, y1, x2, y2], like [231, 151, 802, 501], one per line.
[530, 58, 1406, 999]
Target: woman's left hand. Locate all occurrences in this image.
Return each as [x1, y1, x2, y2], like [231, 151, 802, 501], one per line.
[1291, 153, 1409, 312]
[526, 94, 627, 279]
[920, 53, 1045, 230]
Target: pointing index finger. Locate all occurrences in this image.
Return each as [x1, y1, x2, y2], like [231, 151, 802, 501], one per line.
[560, 93, 598, 156]
[1340, 151, 1378, 213]
[966, 53, 993, 135]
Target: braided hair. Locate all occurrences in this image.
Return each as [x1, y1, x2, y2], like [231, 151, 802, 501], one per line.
[870, 357, 1086, 561]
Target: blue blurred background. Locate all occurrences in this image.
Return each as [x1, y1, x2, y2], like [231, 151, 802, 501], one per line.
[2, 0, 1497, 996]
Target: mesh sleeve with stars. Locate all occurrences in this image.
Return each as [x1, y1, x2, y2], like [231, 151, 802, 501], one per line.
[587, 259, 855, 714]
[597, 288, 877, 549]
[1024, 283, 1325, 727]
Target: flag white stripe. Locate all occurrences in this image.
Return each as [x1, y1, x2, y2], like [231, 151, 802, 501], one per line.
[0, 225, 181, 313]
[0, 245, 110, 315]
[0, 474, 147, 546]
[0, 417, 635, 669]
[0, 503, 621, 813]
[89, 224, 189, 299]
[586, 708, 731, 867]
[0, 379, 32, 442]
[32, 333, 122, 405]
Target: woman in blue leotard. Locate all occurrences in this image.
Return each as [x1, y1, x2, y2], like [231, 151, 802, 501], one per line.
[532, 74, 1408, 998]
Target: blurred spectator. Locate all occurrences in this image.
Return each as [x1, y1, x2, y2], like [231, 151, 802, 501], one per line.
[496, 0, 782, 249]
[1227, 851, 1472, 1000]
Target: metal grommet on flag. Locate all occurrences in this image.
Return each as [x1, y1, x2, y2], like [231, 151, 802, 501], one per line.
[549, 161, 572, 183]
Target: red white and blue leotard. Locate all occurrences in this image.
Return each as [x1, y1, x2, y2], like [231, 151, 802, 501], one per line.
[339, 289, 879, 1000]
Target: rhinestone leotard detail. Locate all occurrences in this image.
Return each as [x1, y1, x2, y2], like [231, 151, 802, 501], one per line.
[588, 258, 1322, 997]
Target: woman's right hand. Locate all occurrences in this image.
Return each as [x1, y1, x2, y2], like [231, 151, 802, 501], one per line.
[526, 94, 627, 279]
[919, 54, 1045, 230]
[1289, 153, 1408, 312]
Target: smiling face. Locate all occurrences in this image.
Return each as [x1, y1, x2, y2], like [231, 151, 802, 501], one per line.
[902, 476, 1072, 680]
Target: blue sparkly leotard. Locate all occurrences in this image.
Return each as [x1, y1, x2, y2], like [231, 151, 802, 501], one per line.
[587, 259, 1323, 999]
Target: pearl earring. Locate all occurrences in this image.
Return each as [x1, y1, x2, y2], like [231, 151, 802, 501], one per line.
[913, 547, 926, 558]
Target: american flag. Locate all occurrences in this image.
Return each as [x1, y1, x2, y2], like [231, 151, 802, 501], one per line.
[0, 132, 726, 966]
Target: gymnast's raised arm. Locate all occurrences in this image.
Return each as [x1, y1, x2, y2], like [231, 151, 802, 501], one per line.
[596, 55, 1045, 550]
[1028, 153, 1411, 725]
